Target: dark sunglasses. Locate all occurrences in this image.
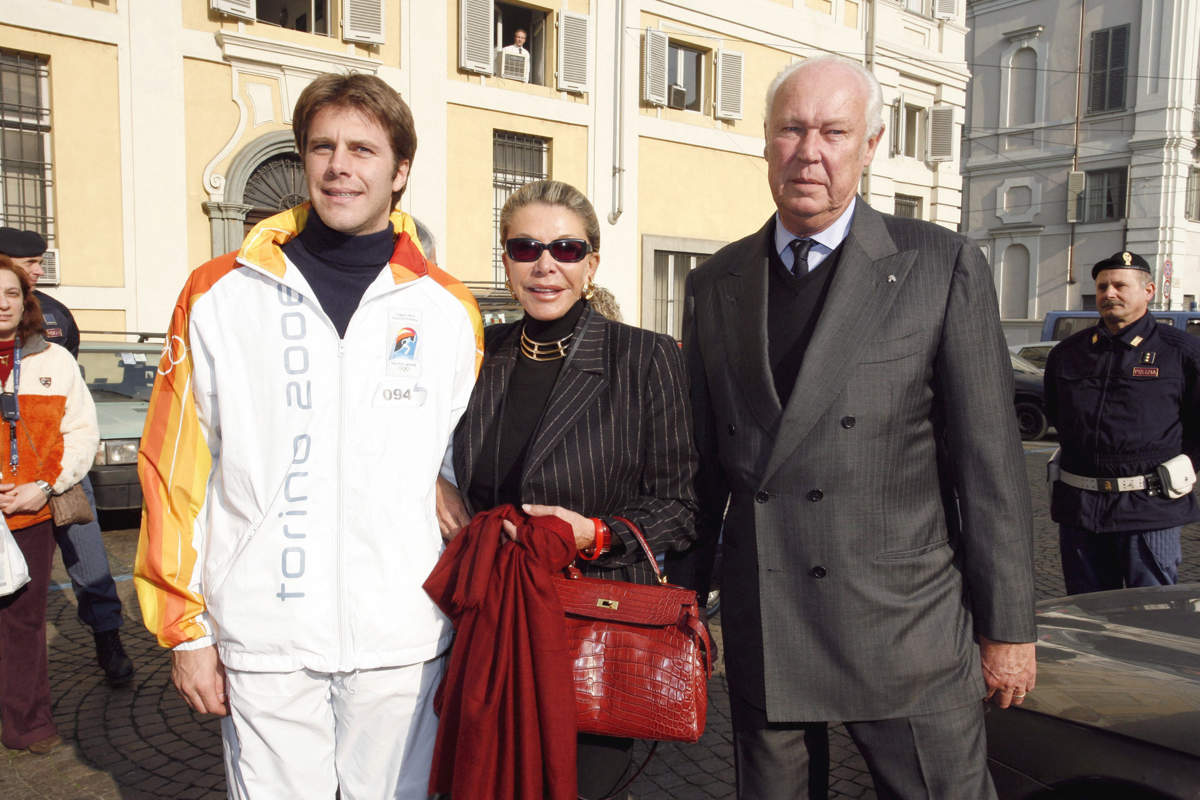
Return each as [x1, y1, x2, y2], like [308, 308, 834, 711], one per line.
[504, 237, 593, 263]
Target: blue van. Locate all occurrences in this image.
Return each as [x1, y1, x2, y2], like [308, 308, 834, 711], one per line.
[1042, 310, 1200, 341]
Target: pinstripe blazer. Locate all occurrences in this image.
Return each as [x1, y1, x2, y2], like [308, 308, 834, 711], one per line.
[452, 306, 699, 585]
[668, 202, 1037, 722]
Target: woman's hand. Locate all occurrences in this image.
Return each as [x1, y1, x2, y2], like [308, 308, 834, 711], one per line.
[435, 476, 471, 541]
[518, 503, 596, 551]
[0, 482, 50, 515]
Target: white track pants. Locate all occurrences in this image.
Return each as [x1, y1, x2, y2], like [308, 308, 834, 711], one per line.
[220, 657, 444, 800]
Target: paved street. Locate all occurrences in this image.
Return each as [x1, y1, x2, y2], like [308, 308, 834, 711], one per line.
[3, 439, 1199, 799]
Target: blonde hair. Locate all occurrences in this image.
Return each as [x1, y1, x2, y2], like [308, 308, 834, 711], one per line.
[499, 180, 600, 252]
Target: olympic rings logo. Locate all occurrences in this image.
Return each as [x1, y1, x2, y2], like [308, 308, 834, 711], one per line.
[158, 334, 189, 376]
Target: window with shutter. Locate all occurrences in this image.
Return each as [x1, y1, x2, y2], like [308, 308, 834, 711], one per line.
[557, 11, 589, 93]
[642, 30, 668, 106]
[714, 50, 744, 120]
[1187, 168, 1200, 222]
[211, 0, 256, 21]
[890, 97, 904, 155]
[229, 2, 335, 36]
[903, 104, 922, 158]
[493, 4, 548, 86]
[666, 41, 704, 112]
[342, 0, 384, 44]
[933, 0, 956, 19]
[927, 105, 954, 162]
[1088, 25, 1129, 113]
[1082, 167, 1127, 222]
[459, 0, 494, 74]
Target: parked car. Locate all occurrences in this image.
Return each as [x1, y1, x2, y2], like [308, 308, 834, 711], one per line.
[78, 336, 162, 512]
[1012, 353, 1049, 441]
[1009, 341, 1057, 371]
[466, 280, 524, 326]
[986, 584, 1200, 799]
[1042, 310, 1200, 342]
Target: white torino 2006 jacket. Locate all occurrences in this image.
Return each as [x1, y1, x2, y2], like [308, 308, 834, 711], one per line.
[135, 206, 483, 673]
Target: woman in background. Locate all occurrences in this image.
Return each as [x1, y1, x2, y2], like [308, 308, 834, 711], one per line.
[0, 256, 99, 755]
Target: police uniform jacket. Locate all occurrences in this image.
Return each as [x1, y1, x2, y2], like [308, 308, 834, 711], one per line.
[1045, 312, 1200, 532]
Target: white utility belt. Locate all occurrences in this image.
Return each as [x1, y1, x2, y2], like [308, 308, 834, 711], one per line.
[1048, 451, 1196, 499]
[1058, 469, 1155, 493]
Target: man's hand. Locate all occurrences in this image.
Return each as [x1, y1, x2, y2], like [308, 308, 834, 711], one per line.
[980, 637, 1036, 709]
[435, 476, 471, 540]
[0, 482, 50, 515]
[171, 646, 229, 716]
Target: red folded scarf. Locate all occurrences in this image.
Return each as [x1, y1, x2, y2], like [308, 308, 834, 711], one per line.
[423, 505, 579, 800]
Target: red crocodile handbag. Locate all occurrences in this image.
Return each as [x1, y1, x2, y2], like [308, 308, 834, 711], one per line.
[553, 516, 713, 742]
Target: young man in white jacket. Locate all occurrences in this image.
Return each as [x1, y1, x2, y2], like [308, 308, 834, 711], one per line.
[135, 73, 482, 799]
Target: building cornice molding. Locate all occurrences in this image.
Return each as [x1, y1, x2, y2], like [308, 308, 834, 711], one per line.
[215, 30, 381, 75]
[1003, 25, 1044, 43]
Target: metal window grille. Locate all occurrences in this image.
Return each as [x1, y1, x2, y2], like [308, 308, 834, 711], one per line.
[1083, 167, 1127, 223]
[0, 49, 53, 242]
[492, 131, 549, 280]
[652, 250, 703, 338]
[894, 194, 922, 219]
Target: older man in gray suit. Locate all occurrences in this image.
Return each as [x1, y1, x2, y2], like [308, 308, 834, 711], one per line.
[669, 56, 1037, 798]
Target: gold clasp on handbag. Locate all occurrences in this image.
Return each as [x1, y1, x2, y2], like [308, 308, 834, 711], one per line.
[596, 598, 619, 610]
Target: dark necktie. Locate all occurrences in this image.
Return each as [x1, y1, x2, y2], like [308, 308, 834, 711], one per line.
[788, 238, 814, 276]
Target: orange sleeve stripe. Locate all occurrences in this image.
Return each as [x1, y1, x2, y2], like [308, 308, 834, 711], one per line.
[135, 254, 237, 648]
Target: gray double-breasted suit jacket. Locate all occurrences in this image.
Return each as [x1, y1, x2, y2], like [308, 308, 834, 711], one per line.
[669, 201, 1036, 723]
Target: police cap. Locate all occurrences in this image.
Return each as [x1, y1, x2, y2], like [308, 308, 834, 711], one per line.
[1092, 250, 1151, 279]
[0, 227, 47, 258]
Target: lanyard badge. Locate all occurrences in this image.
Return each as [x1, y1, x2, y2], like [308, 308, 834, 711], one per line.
[3, 342, 21, 475]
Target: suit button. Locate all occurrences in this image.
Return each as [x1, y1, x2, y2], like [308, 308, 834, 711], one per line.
[807, 489, 823, 502]
[728, 424, 737, 435]
[755, 490, 769, 503]
[840, 416, 856, 429]
[810, 566, 827, 578]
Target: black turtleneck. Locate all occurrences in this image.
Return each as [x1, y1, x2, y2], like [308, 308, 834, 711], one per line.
[280, 212, 395, 338]
[468, 299, 587, 511]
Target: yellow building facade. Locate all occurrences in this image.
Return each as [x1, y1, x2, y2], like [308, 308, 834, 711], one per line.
[0, 0, 969, 336]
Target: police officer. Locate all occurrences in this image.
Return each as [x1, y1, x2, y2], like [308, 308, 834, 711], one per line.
[1044, 250, 1200, 594]
[0, 227, 133, 684]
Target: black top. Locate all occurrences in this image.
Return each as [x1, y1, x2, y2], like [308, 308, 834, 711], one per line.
[1045, 311, 1200, 532]
[33, 290, 79, 358]
[280, 213, 394, 338]
[467, 299, 586, 511]
[766, 222, 843, 407]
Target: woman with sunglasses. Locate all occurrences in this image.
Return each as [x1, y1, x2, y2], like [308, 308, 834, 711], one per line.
[444, 179, 699, 798]
[0, 257, 99, 755]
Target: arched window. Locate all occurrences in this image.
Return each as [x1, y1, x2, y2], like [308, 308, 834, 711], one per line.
[1001, 244, 1030, 319]
[1009, 47, 1036, 126]
[242, 153, 307, 235]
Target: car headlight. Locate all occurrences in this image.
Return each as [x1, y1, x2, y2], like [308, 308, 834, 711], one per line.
[94, 439, 139, 467]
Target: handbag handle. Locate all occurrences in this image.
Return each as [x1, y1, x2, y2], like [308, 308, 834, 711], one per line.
[610, 515, 667, 585]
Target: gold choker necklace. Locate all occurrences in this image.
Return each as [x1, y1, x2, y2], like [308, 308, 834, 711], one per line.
[520, 328, 573, 361]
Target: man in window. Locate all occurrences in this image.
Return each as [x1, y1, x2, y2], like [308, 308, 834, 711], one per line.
[496, 28, 531, 82]
[1045, 251, 1200, 593]
[0, 226, 135, 689]
[135, 73, 482, 798]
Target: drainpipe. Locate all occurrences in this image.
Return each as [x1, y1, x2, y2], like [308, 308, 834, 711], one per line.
[607, 0, 625, 225]
[862, 0, 877, 202]
[1067, 0, 1085, 287]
